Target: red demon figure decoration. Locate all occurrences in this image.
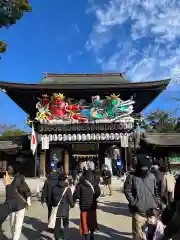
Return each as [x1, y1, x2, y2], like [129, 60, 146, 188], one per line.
[49, 93, 67, 118]
[37, 93, 89, 122]
[41, 94, 49, 106]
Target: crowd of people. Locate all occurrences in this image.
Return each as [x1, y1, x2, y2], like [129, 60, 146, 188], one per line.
[0, 163, 112, 240]
[124, 157, 180, 240]
[1, 156, 180, 240]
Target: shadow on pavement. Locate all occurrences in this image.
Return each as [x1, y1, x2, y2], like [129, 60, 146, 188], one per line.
[22, 226, 52, 240]
[23, 216, 50, 239]
[7, 215, 132, 239]
[98, 201, 130, 216]
[71, 219, 131, 239]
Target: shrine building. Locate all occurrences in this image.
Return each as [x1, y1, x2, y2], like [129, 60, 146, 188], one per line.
[0, 73, 170, 177]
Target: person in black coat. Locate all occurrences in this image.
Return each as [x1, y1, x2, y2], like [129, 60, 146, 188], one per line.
[151, 165, 163, 196]
[10, 173, 31, 240]
[51, 173, 74, 240]
[0, 172, 30, 239]
[41, 169, 59, 221]
[93, 168, 101, 186]
[73, 170, 101, 240]
[101, 165, 112, 196]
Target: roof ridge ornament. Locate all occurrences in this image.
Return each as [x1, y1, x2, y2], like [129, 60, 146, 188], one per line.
[1, 88, 6, 93]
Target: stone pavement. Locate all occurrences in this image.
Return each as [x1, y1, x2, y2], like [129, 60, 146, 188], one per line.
[2, 191, 132, 239]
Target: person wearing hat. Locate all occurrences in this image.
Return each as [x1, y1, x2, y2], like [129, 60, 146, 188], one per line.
[124, 157, 160, 240]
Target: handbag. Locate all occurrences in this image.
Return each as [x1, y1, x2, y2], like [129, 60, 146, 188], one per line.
[48, 187, 68, 229]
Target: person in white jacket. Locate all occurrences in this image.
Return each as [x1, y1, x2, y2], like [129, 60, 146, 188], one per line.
[161, 166, 175, 206]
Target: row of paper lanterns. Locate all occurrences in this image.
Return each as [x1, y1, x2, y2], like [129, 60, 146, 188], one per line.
[39, 133, 130, 142]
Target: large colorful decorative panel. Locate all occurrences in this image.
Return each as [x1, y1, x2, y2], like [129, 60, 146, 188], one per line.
[35, 93, 135, 124]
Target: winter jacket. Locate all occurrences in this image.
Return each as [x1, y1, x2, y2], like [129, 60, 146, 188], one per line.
[101, 170, 111, 180]
[151, 169, 163, 195]
[6, 176, 31, 212]
[13, 176, 31, 202]
[73, 179, 101, 211]
[0, 180, 27, 224]
[161, 172, 175, 204]
[41, 172, 59, 206]
[51, 181, 74, 218]
[93, 170, 101, 185]
[124, 171, 159, 216]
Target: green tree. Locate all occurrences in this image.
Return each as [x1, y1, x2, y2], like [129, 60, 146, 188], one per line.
[0, 124, 26, 137]
[142, 109, 178, 133]
[0, 0, 32, 54]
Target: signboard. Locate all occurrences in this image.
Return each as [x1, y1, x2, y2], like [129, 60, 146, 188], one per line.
[169, 156, 180, 162]
[72, 143, 98, 152]
[38, 122, 134, 133]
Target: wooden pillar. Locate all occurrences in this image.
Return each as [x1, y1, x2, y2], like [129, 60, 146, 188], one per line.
[124, 147, 128, 172]
[64, 150, 69, 176]
[40, 150, 46, 177]
[124, 146, 133, 171]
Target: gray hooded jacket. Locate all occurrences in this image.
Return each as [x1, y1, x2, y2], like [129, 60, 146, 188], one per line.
[124, 171, 159, 215]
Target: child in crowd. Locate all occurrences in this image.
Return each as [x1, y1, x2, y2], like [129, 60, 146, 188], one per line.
[142, 208, 164, 240]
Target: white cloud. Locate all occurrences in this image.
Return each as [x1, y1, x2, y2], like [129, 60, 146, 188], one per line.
[67, 55, 72, 64]
[86, 0, 180, 83]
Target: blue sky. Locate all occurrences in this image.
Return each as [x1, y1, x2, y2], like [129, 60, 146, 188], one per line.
[0, 0, 180, 130]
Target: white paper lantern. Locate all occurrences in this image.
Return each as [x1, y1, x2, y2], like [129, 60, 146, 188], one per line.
[96, 133, 101, 141]
[100, 133, 106, 140]
[58, 134, 62, 141]
[77, 134, 81, 141]
[49, 134, 53, 142]
[68, 134, 72, 141]
[114, 133, 120, 140]
[110, 133, 115, 140]
[91, 133, 96, 141]
[72, 134, 77, 141]
[82, 134, 86, 141]
[105, 133, 110, 140]
[86, 134, 91, 141]
[63, 134, 67, 141]
[52, 134, 57, 141]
